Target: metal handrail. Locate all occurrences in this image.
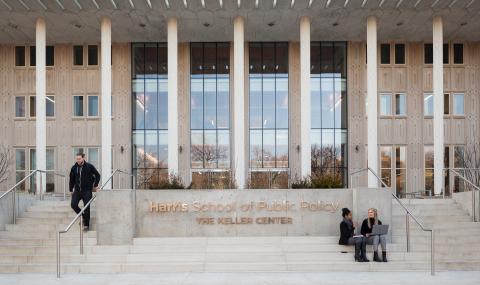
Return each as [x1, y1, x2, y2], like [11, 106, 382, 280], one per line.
[56, 169, 136, 278]
[450, 169, 480, 222]
[350, 167, 435, 276]
[0, 169, 67, 224]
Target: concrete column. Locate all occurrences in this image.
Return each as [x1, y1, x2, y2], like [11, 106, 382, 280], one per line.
[433, 16, 444, 196]
[233, 16, 246, 189]
[299, 16, 311, 179]
[35, 18, 46, 194]
[167, 18, 179, 176]
[101, 17, 112, 189]
[366, 16, 378, 187]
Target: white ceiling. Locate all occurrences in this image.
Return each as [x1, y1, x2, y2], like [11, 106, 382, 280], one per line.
[0, 0, 480, 44]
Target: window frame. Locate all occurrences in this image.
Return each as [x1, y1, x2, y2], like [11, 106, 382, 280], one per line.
[394, 43, 406, 65]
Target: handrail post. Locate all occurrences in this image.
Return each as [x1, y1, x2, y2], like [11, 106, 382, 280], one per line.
[63, 176, 66, 201]
[56, 231, 61, 278]
[12, 189, 16, 225]
[406, 213, 410, 252]
[431, 230, 435, 276]
[79, 215, 84, 255]
[473, 189, 476, 222]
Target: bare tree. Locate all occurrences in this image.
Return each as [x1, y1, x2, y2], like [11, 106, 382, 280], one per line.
[0, 145, 12, 185]
[458, 144, 480, 188]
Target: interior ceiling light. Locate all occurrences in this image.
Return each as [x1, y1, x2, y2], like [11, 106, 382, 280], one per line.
[448, 0, 458, 8]
[268, 22, 275, 27]
[128, 0, 135, 8]
[91, 0, 99, 9]
[361, 0, 368, 8]
[308, 0, 314, 8]
[414, 0, 423, 7]
[17, 0, 30, 10]
[164, 0, 170, 9]
[344, 0, 349, 7]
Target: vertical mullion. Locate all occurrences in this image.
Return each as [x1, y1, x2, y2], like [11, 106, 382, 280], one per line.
[274, 43, 277, 169]
[261, 43, 264, 169]
[202, 43, 206, 169]
[332, 42, 336, 178]
[215, 43, 219, 169]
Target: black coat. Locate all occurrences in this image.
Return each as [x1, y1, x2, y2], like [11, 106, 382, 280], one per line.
[339, 220, 355, 245]
[360, 218, 383, 236]
[69, 162, 101, 193]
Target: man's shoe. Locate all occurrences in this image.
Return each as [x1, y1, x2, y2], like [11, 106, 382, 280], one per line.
[83, 226, 89, 232]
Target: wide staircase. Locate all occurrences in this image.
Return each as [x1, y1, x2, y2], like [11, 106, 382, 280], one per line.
[0, 197, 479, 273]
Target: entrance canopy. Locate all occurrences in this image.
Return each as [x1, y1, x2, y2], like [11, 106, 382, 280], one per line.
[1, 0, 480, 43]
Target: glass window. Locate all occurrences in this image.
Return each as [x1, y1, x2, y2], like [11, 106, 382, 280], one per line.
[444, 93, 450, 115]
[380, 44, 390, 64]
[443, 43, 449, 64]
[249, 42, 289, 170]
[424, 146, 434, 193]
[73, 96, 84, 116]
[15, 46, 25, 66]
[394, 44, 405, 64]
[15, 96, 26, 117]
[87, 148, 99, 168]
[380, 93, 392, 116]
[311, 42, 348, 187]
[46, 96, 55, 117]
[395, 93, 406, 116]
[46, 46, 54, 66]
[424, 93, 433, 116]
[29, 96, 36, 117]
[453, 43, 463, 64]
[30, 46, 36, 66]
[395, 146, 407, 197]
[73, 45, 83, 66]
[132, 43, 168, 189]
[380, 146, 392, 187]
[88, 96, 99, 117]
[88, 45, 98, 66]
[15, 149, 26, 191]
[453, 93, 464, 116]
[190, 43, 230, 170]
[424, 44, 433, 64]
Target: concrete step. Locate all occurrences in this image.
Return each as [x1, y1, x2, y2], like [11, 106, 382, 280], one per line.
[0, 230, 96, 239]
[392, 215, 471, 224]
[392, 208, 467, 216]
[397, 199, 456, 205]
[5, 223, 97, 232]
[0, 237, 97, 247]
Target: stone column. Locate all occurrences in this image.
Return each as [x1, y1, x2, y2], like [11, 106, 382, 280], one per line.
[168, 18, 179, 176]
[101, 17, 112, 189]
[366, 16, 378, 187]
[233, 16, 246, 189]
[433, 16, 444, 196]
[300, 16, 311, 179]
[35, 18, 46, 194]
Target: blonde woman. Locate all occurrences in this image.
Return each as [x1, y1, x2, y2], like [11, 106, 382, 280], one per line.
[361, 208, 387, 262]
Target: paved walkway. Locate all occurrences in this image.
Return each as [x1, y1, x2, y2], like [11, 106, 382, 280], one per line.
[0, 272, 479, 285]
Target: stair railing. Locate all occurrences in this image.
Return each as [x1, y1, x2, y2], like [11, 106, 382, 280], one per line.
[350, 167, 435, 276]
[56, 169, 136, 278]
[449, 169, 480, 222]
[0, 169, 67, 224]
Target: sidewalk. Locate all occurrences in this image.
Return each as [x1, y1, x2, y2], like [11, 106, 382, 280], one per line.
[0, 272, 479, 285]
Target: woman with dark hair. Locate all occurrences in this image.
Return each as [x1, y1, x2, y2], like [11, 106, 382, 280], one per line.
[339, 208, 369, 262]
[361, 208, 387, 262]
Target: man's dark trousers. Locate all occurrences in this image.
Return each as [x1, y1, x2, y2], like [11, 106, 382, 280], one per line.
[71, 190, 93, 227]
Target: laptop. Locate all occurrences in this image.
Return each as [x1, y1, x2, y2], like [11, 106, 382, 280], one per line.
[370, 224, 389, 236]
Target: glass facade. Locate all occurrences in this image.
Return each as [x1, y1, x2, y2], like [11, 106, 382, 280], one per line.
[190, 43, 230, 169]
[310, 42, 347, 187]
[131, 43, 168, 189]
[249, 42, 289, 170]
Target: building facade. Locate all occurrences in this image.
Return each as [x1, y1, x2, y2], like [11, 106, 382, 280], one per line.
[0, 0, 479, 197]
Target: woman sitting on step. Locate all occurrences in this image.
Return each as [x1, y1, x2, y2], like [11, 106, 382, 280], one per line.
[361, 208, 388, 262]
[339, 208, 369, 262]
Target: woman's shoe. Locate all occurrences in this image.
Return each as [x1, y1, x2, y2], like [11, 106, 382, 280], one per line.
[362, 256, 370, 262]
[373, 251, 382, 262]
[382, 251, 388, 262]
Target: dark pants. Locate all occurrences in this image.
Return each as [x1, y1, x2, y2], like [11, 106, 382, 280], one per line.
[71, 190, 93, 227]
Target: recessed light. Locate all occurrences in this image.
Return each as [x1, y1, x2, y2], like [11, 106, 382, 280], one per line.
[139, 23, 146, 28]
[460, 22, 467, 26]
[268, 22, 275, 27]
[396, 22, 403, 27]
[332, 22, 338, 27]
[203, 22, 210, 27]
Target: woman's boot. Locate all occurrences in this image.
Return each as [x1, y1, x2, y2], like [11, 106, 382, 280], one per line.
[361, 244, 369, 262]
[373, 251, 382, 262]
[382, 251, 388, 262]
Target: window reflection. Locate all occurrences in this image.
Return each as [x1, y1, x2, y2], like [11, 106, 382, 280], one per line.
[190, 43, 230, 170]
[310, 42, 347, 186]
[132, 43, 168, 189]
[249, 42, 289, 170]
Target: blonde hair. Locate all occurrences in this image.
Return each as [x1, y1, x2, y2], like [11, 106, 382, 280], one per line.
[367, 208, 378, 228]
